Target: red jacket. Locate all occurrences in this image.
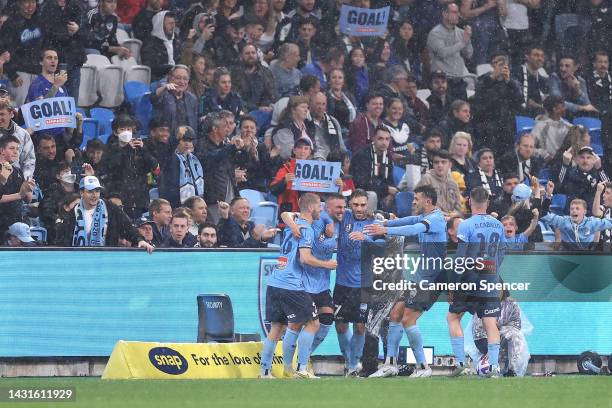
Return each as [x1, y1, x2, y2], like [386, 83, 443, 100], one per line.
[116, 0, 146, 23]
[270, 159, 300, 224]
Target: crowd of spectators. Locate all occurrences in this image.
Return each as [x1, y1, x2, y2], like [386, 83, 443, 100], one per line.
[0, 0, 611, 250]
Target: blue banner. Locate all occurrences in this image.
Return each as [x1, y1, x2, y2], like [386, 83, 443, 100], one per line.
[292, 160, 341, 193]
[339, 5, 390, 37]
[20, 97, 76, 131]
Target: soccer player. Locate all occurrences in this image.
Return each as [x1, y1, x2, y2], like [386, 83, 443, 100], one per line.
[281, 193, 346, 355]
[447, 187, 506, 378]
[259, 193, 337, 379]
[364, 185, 447, 378]
[334, 189, 376, 377]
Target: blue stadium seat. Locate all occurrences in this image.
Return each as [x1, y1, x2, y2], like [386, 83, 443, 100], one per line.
[90, 108, 114, 143]
[550, 194, 567, 215]
[29, 226, 47, 244]
[538, 167, 551, 183]
[124, 81, 149, 106]
[80, 118, 98, 150]
[515, 116, 535, 140]
[251, 201, 278, 227]
[248, 109, 272, 139]
[395, 191, 414, 217]
[149, 188, 159, 201]
[393, 165, 405, 187]
[134, 92, 153, 132]
[240, 189, 266, 209]
[573, 117, 603, 155]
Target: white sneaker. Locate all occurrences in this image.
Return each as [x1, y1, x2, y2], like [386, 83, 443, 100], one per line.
[258, 371, 276, 379]
[294, 370, 319, 379]
[368, 364, 399, 378]
[409, 364, 432, 378]
[486, 366, 501, 378]
[449, 364, 471, 377]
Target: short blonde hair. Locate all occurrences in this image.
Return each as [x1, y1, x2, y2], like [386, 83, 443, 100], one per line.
[449, 132, 473, 157]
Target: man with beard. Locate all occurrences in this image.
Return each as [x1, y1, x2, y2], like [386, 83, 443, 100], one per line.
[416, 150, 462, 214]
[230, 44, 277, 113]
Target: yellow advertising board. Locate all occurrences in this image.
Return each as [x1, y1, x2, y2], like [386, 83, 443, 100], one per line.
[102, 340, 287, 379]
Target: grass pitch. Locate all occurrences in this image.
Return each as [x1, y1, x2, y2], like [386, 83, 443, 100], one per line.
[0, 376, 609, 408]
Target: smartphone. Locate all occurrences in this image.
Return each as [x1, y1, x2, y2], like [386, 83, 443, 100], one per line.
[57, 63, 68, 73]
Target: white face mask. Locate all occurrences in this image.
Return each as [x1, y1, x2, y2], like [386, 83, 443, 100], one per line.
[118, 130, 133, 143]
[61, 172, 77, 184]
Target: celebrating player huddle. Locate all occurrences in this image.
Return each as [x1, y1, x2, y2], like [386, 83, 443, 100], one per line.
[260, 186, 508, 379]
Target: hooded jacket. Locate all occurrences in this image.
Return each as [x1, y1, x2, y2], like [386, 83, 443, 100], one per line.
[141, 11, 181, 80]
[416, 169, 463, 214]
[0, 121, 36, 179]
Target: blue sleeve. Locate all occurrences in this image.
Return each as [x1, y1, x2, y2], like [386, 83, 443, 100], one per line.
[541, 213, 566, 229]
[456, 221, 471, 242]
[386, 222, 428, 237]
[299, 227, 314, 248]
[586, 217, 612, 232]
[26, 78, 45, 102]
[320, 211, 333, 225]
[386, 215, 423, 227]
[517, 233, 528, 243]
[311, 219, 325, 236]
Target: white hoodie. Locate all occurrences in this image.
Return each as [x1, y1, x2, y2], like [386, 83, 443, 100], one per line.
[151, 11, 175, 66]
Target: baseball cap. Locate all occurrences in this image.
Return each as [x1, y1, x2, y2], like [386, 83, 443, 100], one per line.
[577, 146, 595, 156]
[177, 126, 196, 142]
[0, 83, 9, 96]
[512, 183, 532, 202]
[136, 217, 156, 228]
[79, 176, 102, 190]
[294, 135, 313, 149]
[431, 70, 447, 80]
[8, 222, 35, 243]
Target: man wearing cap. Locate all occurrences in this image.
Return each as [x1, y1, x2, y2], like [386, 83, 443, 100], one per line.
[427, 70, 455, 124]
[5, 222, 37, 246]
[136, 217, 156, 245]
[557, 146, 610, 215]
[498, 133, 545, 184]
[57, 175, 154, 252]
[0, 99, 35, 179]
[159, 125, 204, 209]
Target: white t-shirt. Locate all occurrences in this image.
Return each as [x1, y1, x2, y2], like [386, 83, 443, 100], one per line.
[503, 0, 529, 30]
[84, 208, 95, 234]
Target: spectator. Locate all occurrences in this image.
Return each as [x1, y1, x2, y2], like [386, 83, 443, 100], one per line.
[0, 99, 35, 179]
[440, 99, 474, 146]
[212, 19, 245, 68]
[417, 130, 443, 176]
[347, 93, 384, 154]
[0, 135, 34, 236]
[404, 76, 429, 133]
[199, 67, 244, 119]
[269, 136, 313, 218]
[136, 217, 155, 245]
[33, 133, 78, 194]
[325, 68, 357, 133]
[550, 125, 591, 171]
[368, 39, 394, 86]
[218, 196, 276, 247]
[426, 3, 473, 101]
[390, 19, 424, 83]
[233, 115, 282, 191]
[195, 221, 219, 247]
[498, 133, 545, 183]
[502, 210, 539, 248]
[427, 70, 454, 124]
[84, 139, 106, 176]
[308, 91, 345, 161]
[40, 0, 86, 100]
[274, 0, 321, 46]
[271, 43, 302, 98]
[382, 97, 413, 166]
[179, 1, 218, 43]
[161, 211, 193, 247]
[350, 126, 396, 212]
[216, 0, 244, 29]
[159, 125, 204, 209]
[465, 148, 503, 198]
[143, 117, 173, 169]
[151, 65, 198, 138]
[328, 150, 355, 197]
[271, 95, 312, 160]
[513, 44, 549, 117]
[344, 47, 369, 110]
[5, 222, 37, 246]
[583, 0, 611, 59]
[132, 0, 162, 41]
[502, 0, 540, 68]
[488, 174, 521, 218]
[231, 43, 277, 112]
[183, 195, 211, 235]
[375, 65, 409, 110]
[449, 131, 478, 180]
[447, 215, 464, 249]
[557, 146, 609, 215]
[294, 17, 318, 64]
[532, 95, 571, 160]
[83, 0, 131, 59]
[592, 181, 612, 244]
[57, 175, 153, 251]
[586, 51, 611, 116]
[196, 112, 243, 223]
[300, 46, 345, 90]
[269, 74, 319, 129]
[104, 114, 160, 218]
[0, 0, 45, 106]
[142, 11, 181, 81]
[548, 55, 599, 117]
[181, 52, 210, 100]
[503, 181, 543, 242]
[149, 197, 172, 245]
[416, 149, 463, 214]
[459, 0, 505, 65]
[473, 51, 523, 156]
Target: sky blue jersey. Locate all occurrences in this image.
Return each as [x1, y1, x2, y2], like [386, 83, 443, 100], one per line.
[540, 214, 612, 250]
[336, 210, 375, 288]
[268, 218, 314, 291]
[304, 211, 338, 294]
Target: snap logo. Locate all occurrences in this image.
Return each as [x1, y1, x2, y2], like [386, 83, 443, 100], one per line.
[148, 347, 188, 375]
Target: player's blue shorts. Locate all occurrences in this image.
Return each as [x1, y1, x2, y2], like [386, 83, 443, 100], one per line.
[265, 286, 317, 324]
[309, 289, 334, 310]
[449, 293, 501, 318]
[333, 284, 367, 323]
[404, 281, 441, 312]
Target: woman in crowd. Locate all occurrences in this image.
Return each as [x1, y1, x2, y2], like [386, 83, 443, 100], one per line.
[344, 47, 370, 110]
[382, 97, 414, 166]
[271, 95, 312, 160]
[449, 131, 478, 180]
[326, 68, 357, 133]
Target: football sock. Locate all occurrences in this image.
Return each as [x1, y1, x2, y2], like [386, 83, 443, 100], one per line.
[488, 342, 500, 368]
[310, 323, 331, 353]
[282, 328, 299, 369]
[337, 329, 352, 364]
[405, 325, 426, 365]
[451, 336, 466, 365]
[260, 338, 277, 375]
[296, 330, 315, 371]
[386, 322, 403, 364]
[349, 333, 365, 370]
